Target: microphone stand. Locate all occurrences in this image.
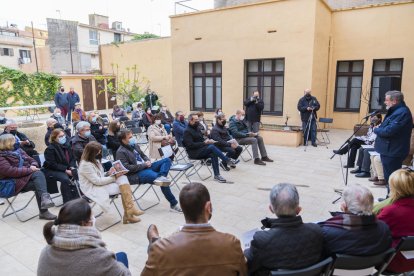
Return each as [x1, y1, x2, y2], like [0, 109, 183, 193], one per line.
[331, 116, 370, 204]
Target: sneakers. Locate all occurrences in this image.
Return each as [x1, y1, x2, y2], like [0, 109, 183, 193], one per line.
[220, 162, 231, 171]
[226, 159, 238, 168]
[214, 175, 227, 183]
[254, 158, 266, 166]
[154, 176, 172, 187]
[170, 204, 183, 213]
[40, 193, 55, 209]
[261, 156, 273, 162]
[39, 210, 57, 220]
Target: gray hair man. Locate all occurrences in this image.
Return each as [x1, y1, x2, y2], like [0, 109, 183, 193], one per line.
[1, 119, 38, 157]
[374, 90, 413, 197]
[244, 183, 323, 274]
[320, 185, 391, 256]
[71, 121, 96, 162]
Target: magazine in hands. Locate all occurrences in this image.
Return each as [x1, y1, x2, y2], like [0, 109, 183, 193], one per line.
[109, 160, 129, 176]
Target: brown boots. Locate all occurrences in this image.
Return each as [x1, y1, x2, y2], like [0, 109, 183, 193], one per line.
[119, 184, 145, 224]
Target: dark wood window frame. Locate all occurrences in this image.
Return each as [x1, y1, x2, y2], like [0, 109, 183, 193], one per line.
[243, 58, 285, 116]
[369, 58, 404, 112]
[333, 60, 364, 112]
[189, 61, 222, 112]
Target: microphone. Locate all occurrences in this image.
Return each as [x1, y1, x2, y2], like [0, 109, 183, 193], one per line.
[363, 110, 380, 119]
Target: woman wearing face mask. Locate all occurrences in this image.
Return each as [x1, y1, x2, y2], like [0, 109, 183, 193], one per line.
[148, 114, 176, 160]
[43, 129, 79, 203]
[37, 198, 131, 276]
[51, 108, 66, 127]
[0, 134, 56, 220]
[107, 121, 122, 159]
[88, 112, 107, 145]
[78, 142, 144, 223]
[159, 104, 174, 134]
[71, 103, 86, 123]
[142, 107, 154, 131]
[112, 105, 127, 120]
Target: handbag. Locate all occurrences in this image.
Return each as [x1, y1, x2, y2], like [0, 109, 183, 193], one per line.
[0, 153, 24, 198]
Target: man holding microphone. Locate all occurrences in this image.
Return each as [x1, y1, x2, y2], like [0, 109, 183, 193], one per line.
[297, 89, 320, 147]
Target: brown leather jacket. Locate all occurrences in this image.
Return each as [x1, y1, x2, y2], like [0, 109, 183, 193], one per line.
[141, 225, 248, 276]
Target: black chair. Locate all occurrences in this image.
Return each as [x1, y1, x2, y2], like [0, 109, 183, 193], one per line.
[330, 248, 395, 276]
[270, 257, 334, 276]
[379, 236, 414, 275]
[118, 116, 129, 122]
[318, 117, 333, 146]
[124, 120, 137, 129]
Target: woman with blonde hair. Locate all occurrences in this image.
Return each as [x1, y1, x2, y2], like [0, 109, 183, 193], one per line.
[377, 169, 414, 273]
[78, 141, 144, 223]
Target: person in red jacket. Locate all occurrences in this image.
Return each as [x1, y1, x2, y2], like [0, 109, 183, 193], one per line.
[377, 169, 414, 273]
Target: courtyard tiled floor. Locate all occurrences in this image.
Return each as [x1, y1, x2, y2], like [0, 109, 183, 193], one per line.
[0, 129, 389, 275]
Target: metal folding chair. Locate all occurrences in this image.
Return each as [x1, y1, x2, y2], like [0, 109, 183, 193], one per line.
[131, 183, 161, 211]
[2, 191, 37, 222]
[240, 144, 253, 162]
[318, 117, 333, 147]
[187, 158, 213, 181]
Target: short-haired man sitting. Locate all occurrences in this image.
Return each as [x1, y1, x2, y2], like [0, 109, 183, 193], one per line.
[229, 110, 273, 166]
[142, 182, 247, 275]
[210, 113, 242, 171]
[70, 121, 97, 163]
[116, 129, 182, 213]
[319, 185, 392, 256]
[244, 183, 324, 275]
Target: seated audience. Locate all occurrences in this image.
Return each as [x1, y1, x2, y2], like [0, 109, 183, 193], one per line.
[0, 134, 56, 219]
[214, 108, 223, 119]
[37, 198, 131, 276]
[43, 129, 78, 203]
[183, 113, 236, 183]
[71, 121, 97, 163]
[71, 103, 86, 123]
[51, 108, 67, 128]
[333, 114, 381, 168]
[45, 118, 58, 146]
[107, 120, 122, 159]
[0, 112, 6, 124]
[147, 114, 176, 160]
[211, 113, 242, 171]
[245, 183, 323, 275]
[350, 147, 376, 178]
[142, 107, 153, 131]
[112, 105, 127, 120]
[78, 141, 143, 223]
[88, 112, 107, 145]
[172, 111, 187, 147]
[159, 104, 174, 134]
[229, 110, 273, 165]
[142, 182, 247, 275]
[116, 130, 182, 213]
[377, 169, 414, 273]
[319, 185, 392, 256]
[197, 111, 210, 137]
[131, 102, 144, 126]
[1, 119, 38, 157]
[371, 155, 386, 186]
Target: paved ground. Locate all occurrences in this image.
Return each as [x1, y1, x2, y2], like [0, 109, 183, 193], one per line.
[0, 128, 389, 275]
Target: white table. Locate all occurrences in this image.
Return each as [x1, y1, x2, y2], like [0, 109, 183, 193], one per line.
[0, 103, 55, 121]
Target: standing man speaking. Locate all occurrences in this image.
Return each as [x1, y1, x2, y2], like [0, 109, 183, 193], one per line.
[244, 90, 264, 133]
[297, 89, 320, 147]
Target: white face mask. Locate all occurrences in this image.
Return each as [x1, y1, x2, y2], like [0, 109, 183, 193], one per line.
[240, 116, 245, 121]
[0, 116, 4, 120]
[55, 113, 61, 117]
[155, 120, 162, 125]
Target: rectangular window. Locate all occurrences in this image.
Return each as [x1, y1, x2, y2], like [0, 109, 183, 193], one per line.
[114, 33, 121, 43]
[19, 49, 31, 64]
[190, 61, 222, 111]
[0, 48, 14, 56]
[89, 30, 98, 45]
[370, 58, 403, 111]
[334, 60, 364, 112]
[244, 58, 285, 115]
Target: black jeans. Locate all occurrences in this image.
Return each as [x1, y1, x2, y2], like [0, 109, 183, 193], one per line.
[219, 146, 242, 162]
[43, 169, 79, 203]
[340, 138, 365, 166]
[21, 171, 48, 213]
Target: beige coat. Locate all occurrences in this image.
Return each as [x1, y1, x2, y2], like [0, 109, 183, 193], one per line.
[148, 124, 168, 159]
[78, 161, 119, 212]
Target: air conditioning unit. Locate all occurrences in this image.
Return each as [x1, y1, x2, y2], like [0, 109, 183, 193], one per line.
[112, 21, 122, 31]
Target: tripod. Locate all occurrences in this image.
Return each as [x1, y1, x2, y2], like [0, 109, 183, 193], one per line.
[303, 109, 318, 152]
[330, 116, 370, 204]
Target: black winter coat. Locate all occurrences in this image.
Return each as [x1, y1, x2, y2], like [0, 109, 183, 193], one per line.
[297, 95, 320, 122]
[90, 122, 106, 145]
[210, 124, 232, 148]
[107, 134, 121, 159]
[183, 124, 209, 158]
[244, 97, 264, 123]
[244, 216, 324, 276]
[43, 142, 76, 172]
[116, 143, 150, 184]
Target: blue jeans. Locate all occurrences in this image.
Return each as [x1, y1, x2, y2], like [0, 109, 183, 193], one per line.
[164, 124, 172, 134]
[302, 119, 317, 144]
[198, 144, 229, 176]
[115, 252, 129, 268]
[137, 158, 178, 207]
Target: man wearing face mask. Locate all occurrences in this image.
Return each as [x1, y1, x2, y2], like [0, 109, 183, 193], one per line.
[54, 86, 70, 124]
[145, 89, 158, 112]
[173, 111, 187, 147]
[229, 110, 273, 165]
[67, 86, 80, 124]
[142, 182, 247, 275]
[88, 112, 107, 145]
[211, 113, 242, 171]
[131, 102, 145, 126]
[297, 89, 320, 147]
[244, 90, 264, 133]
[1, 119, 38, 157]
[374, 91, 413, 197]
[71, 121, 97, 163]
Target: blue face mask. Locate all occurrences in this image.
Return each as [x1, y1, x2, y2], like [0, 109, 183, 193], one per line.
[84, 131, 91, 137]
[91, 117, 97, 123]
[13, 142, 20, 151]
[58, 136, 67, 145]
[128, 137, 137, 146]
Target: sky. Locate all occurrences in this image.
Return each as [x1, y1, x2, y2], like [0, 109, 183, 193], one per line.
[0, 0, 214, 36]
